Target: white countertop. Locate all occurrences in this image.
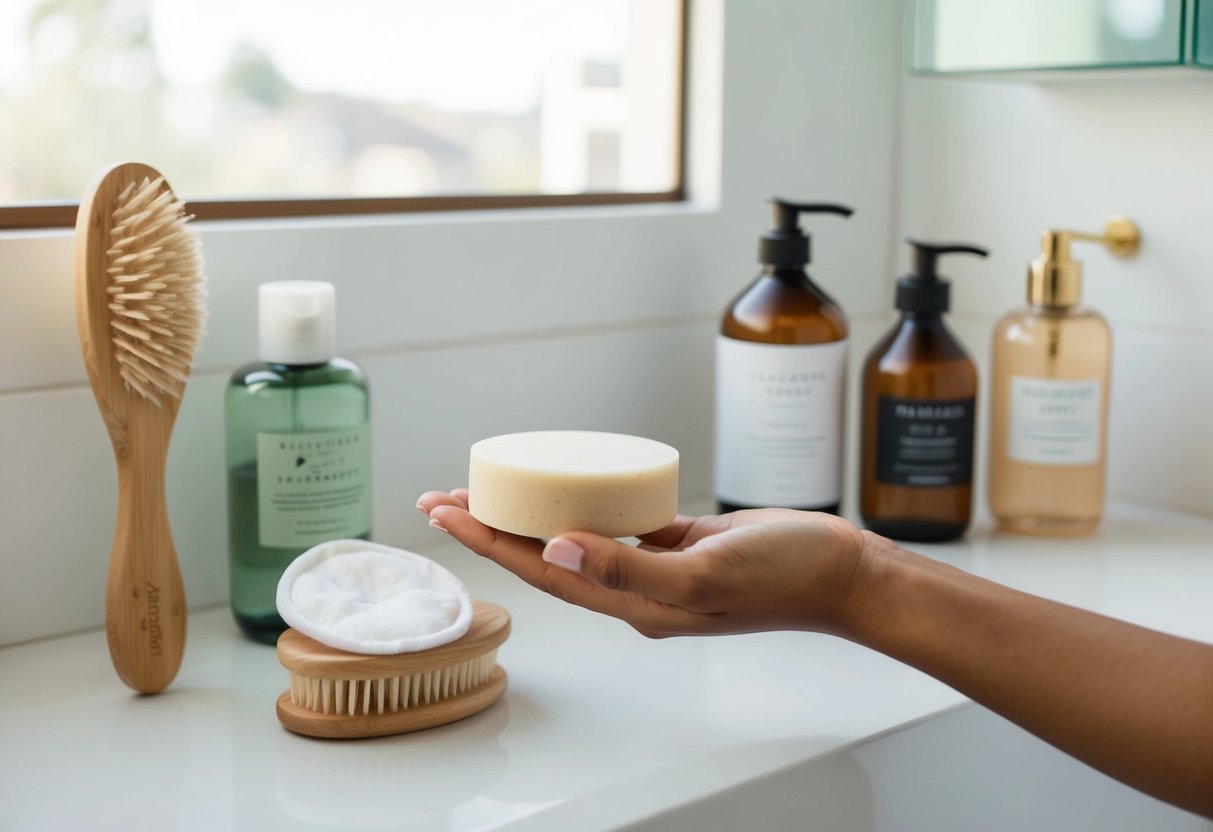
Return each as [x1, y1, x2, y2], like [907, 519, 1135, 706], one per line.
[3, 501, 1212, 832]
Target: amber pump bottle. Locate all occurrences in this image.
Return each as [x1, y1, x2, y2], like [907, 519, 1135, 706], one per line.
[860, 239, 988, 542]
[715, 197, 853, 514]
[988, 217, 1140, 536]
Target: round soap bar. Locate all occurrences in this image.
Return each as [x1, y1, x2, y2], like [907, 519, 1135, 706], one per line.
[468, 431, 679, 539]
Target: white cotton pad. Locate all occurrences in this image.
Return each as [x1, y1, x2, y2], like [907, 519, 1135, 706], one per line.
[468, 430, 680, 539]
[276, 539, 473, 655]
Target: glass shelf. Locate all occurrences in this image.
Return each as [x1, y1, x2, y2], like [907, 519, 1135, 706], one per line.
[908, 0, 1188, 75]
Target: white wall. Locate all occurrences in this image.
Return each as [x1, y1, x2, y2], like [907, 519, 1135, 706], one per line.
[0, 0, 903, 646]
[896, 74, 1213, 519]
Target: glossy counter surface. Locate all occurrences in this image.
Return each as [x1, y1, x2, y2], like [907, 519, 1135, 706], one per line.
[3, 502, 1211, 831]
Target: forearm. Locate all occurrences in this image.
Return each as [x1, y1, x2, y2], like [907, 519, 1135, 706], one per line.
[845, 535, 1213, 818]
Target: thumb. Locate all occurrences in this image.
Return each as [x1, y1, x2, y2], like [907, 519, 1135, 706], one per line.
[542, 533, 698, 604]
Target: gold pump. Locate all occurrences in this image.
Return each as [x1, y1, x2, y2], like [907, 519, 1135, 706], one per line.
[1027, 216, 1140, 308]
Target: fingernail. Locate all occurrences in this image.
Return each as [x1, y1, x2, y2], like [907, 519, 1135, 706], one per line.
[428, 517, 449, 534]
[416, 501, 428, 516]
[543, 538, 584, 573]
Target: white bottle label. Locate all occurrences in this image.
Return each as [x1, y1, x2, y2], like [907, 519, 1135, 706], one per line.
[1008, 376, 1102, 465]
[714, 336, 848, 507]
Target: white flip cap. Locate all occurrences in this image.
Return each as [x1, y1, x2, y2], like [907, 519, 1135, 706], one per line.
[259, 281, 336, 365]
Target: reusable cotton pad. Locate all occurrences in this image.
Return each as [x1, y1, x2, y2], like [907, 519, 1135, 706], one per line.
[276, 539, 473, 655]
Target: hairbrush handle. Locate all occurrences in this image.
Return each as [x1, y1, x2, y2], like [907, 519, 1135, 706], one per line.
[105, 433, 187, 694]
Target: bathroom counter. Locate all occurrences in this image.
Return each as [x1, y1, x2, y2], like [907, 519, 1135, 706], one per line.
[3, 501, 1212, 831]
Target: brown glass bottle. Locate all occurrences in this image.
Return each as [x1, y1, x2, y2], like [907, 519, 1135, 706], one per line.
[714, 199, 852, 515]
[859, 241, 987, 542]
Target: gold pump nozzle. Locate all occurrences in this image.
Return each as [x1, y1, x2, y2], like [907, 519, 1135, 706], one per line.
[1028, 216, 1140, 308]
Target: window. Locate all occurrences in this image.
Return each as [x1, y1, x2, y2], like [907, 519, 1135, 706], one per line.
[0, 0, 684, 227]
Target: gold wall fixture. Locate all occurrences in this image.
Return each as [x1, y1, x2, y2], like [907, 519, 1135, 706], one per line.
[1029, 216, 1141, 308]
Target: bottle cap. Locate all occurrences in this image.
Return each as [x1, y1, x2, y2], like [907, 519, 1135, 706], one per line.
[759, 197, 853, 268]
[896, 239, 988, 314]
[259, 281, 336, 365]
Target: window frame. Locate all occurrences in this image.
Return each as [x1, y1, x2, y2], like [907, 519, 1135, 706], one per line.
[0, 0, 687, 231]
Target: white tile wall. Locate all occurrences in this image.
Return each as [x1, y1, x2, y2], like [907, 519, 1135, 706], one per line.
[1106, 329, 1213, 515]
[0, 0, 905, 645]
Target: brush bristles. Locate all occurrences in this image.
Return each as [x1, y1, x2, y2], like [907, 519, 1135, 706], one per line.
[288, 651, 499, 717]
[106, 176, 206, 405]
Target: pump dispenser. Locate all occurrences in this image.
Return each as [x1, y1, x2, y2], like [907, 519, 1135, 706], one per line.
[860, 238, 988, 542]
[225, 281, 372, 643]
[896, 242, 987, 313]
[988, 217, 1140, 536]
[715, 197, 854, 514]
[759, 199, 853, 267]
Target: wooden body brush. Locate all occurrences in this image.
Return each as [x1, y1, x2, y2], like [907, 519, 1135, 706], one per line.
[74, 162, 206, 694]
[277, 600, 510, 739]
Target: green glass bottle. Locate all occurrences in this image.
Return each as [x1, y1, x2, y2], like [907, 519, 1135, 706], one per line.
[225, 281, 372, 644]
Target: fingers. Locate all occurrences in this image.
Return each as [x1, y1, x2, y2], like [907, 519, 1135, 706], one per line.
[645, 514, 737, 553]
[634, 514, 699, 549]
[637, 513, 740, 550]
[544, 532, 719, 611]
[416, 490, 469, 514]
[427, 504, 540, 560]
[425, 504, 595, 606]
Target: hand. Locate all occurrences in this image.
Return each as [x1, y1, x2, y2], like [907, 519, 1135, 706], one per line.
[416, 489, 878, 638]
[419, 491, 1213, 819]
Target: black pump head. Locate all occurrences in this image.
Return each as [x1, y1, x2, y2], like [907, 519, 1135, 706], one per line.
[760, 196, 854, 268]
[897, 238, 989, 314]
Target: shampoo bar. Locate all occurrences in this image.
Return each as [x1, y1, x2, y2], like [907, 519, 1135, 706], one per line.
[468, 431, 679, 539]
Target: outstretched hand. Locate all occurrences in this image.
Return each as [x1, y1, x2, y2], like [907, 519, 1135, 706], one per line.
[418, 490, 1213, 819]
[417, 489, 879, 638]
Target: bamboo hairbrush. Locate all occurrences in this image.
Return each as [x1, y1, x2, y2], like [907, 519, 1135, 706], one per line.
[74, 162, 206, 694]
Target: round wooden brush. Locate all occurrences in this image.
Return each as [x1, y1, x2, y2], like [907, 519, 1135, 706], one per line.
[74, 162, 206, 694]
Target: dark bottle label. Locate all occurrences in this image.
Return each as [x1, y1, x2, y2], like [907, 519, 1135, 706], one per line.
[876, 396, 975, 487]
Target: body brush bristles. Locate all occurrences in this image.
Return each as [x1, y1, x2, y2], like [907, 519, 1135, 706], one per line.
[75, 162, 206, 694]
[276, 601, 510, 739]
